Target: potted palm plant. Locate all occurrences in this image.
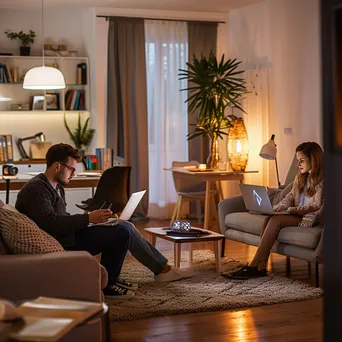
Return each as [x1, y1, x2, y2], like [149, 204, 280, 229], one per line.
[4, 30, 36, 56]
[178, 51, 247, 169]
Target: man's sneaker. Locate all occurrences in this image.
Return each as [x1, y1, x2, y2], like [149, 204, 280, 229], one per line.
[103, 283, 135, 300]
[116, 278, 138, 290]
[154, 267, 194, 282]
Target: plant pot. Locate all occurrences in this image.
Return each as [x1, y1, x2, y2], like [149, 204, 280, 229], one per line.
[206, 134, 221, 169]
[20, 46, 31, 56]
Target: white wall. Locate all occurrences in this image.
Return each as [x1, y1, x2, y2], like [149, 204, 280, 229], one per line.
[224, 0, 322, 184]
[0, 8, 87, 56]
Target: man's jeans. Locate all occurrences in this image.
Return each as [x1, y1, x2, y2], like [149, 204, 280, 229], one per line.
[119, 220, 168, 275]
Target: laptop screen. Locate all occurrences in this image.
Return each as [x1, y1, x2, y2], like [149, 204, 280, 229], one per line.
[119, 190, 146, 220]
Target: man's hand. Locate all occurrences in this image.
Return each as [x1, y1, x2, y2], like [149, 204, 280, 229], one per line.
[88, 209, 113, 224]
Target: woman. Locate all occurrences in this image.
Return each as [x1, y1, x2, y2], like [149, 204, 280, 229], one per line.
[228, 141, 324, 279]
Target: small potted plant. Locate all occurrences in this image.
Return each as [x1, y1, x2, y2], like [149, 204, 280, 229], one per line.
[64, 112, 95, 152]
[4, 30, 36, 56]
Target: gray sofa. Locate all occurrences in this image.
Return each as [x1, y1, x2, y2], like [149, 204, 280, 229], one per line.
[218, 159, 323, 287]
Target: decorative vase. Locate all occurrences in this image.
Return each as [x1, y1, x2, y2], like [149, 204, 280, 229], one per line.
[227, 118, 249, 171]
[206, 134, 221, 169]
[20, 46, 31, 56]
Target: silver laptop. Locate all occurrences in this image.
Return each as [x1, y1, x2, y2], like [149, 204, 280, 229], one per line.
[239, 184, 287, 215]
[89, 190, 146, 226]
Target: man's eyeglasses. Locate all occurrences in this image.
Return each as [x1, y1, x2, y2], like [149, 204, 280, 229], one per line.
[59, 162, 76, 175]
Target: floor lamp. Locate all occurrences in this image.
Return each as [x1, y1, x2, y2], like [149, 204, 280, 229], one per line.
[259, 134, 281, 188]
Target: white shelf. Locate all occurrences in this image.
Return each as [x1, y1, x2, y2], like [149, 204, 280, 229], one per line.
[0, 56, 89, 61]
[0, 110, 90, 115]
[0, 83, 88, 86]
[0, 56, 90, 112]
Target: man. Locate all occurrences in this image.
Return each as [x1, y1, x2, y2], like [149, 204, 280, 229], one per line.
[16, 144, 191, 300]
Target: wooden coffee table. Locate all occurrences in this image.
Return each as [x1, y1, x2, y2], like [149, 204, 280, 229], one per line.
[144, 227, 225, 274]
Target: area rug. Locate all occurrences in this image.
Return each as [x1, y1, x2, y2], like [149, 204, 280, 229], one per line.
[108, 250, 322, 321]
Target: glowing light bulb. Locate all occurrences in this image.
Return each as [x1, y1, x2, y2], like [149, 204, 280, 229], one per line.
[236, 140, 242, 153]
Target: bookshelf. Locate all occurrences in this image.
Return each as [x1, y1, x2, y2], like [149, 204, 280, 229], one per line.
[0, 55, 90, 113]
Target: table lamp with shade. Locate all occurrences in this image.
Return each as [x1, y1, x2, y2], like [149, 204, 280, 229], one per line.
[259, 134, 281, 187]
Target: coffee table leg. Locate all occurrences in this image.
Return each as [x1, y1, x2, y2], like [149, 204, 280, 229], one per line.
[189, 243, 193, 263]
[174, 243, 181, 268]
[213, 240, 221, 274]
[149, 234, 157, 246]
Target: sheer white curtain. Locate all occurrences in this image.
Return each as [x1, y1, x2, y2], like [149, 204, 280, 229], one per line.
[145, 20, 189, 219]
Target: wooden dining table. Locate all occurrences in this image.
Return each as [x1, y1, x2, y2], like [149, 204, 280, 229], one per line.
[165, 167, 258, 230]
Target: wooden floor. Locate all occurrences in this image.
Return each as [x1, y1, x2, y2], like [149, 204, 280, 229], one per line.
[110, 219, 323, 342]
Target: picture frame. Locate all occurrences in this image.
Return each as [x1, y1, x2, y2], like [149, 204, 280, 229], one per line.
[45, 93, 60, 110]
[31, 95, 45, 111]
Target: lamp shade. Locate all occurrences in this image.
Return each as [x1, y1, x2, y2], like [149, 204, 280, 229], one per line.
[23, 66, 66, 90]
[227, 117, 249, 171]
[259, 139, 277, 160]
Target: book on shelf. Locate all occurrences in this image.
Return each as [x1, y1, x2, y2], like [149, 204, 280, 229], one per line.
[95, 148, 113, 170]
[9, 297, 103, 342]
[0, 63, 12, 83]
[0, 134, 13, 163]
[64, 89, 86, 110]
[76, 63, 87, 85]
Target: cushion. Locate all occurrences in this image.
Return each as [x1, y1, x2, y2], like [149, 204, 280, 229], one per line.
[268, 182, 293, 206]
[0, 208, 64, 254]
[225, 212, 270, 235]
[277, 226, 323, 249]
[0, 234, 10, 255]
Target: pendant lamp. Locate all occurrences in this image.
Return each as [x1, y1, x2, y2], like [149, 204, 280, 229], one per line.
[0, 96, 12, 102]
[23, 0, 65, 90]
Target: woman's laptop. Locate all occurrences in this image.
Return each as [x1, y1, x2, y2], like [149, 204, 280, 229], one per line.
[239, 184, 288, 215]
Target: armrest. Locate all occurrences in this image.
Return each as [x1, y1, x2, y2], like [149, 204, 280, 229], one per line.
[0, 251, 102, 302]
[218, 196, 246, 235]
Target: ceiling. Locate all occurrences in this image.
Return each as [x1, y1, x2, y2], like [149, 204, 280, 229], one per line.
[0, 0, 264, 13]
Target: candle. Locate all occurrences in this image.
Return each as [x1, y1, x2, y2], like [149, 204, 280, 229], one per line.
[199, 164, 207, 171]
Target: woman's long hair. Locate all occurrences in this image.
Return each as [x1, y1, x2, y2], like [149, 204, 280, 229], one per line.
[296, 142, 323, 197]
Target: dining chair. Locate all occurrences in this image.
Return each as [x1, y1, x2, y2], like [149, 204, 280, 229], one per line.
[76, 166, 131, 214]
[170, 161, 217, 225]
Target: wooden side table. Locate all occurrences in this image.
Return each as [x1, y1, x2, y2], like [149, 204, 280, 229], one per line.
[144, 227, 225, 274]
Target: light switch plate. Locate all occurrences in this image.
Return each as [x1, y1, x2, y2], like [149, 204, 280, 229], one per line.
[284, 127, 293, 135]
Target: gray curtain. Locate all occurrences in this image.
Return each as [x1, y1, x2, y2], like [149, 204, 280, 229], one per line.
[107, 17, 149, 217]
[188, 22, 218, 164]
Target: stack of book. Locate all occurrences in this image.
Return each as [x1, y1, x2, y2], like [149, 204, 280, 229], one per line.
[64, 90, 86, 111]
[0, 135, 13, 163]
[10, 104, 30, 111]
[8, 297, 103, 341]
[95, 148, 113, 170]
